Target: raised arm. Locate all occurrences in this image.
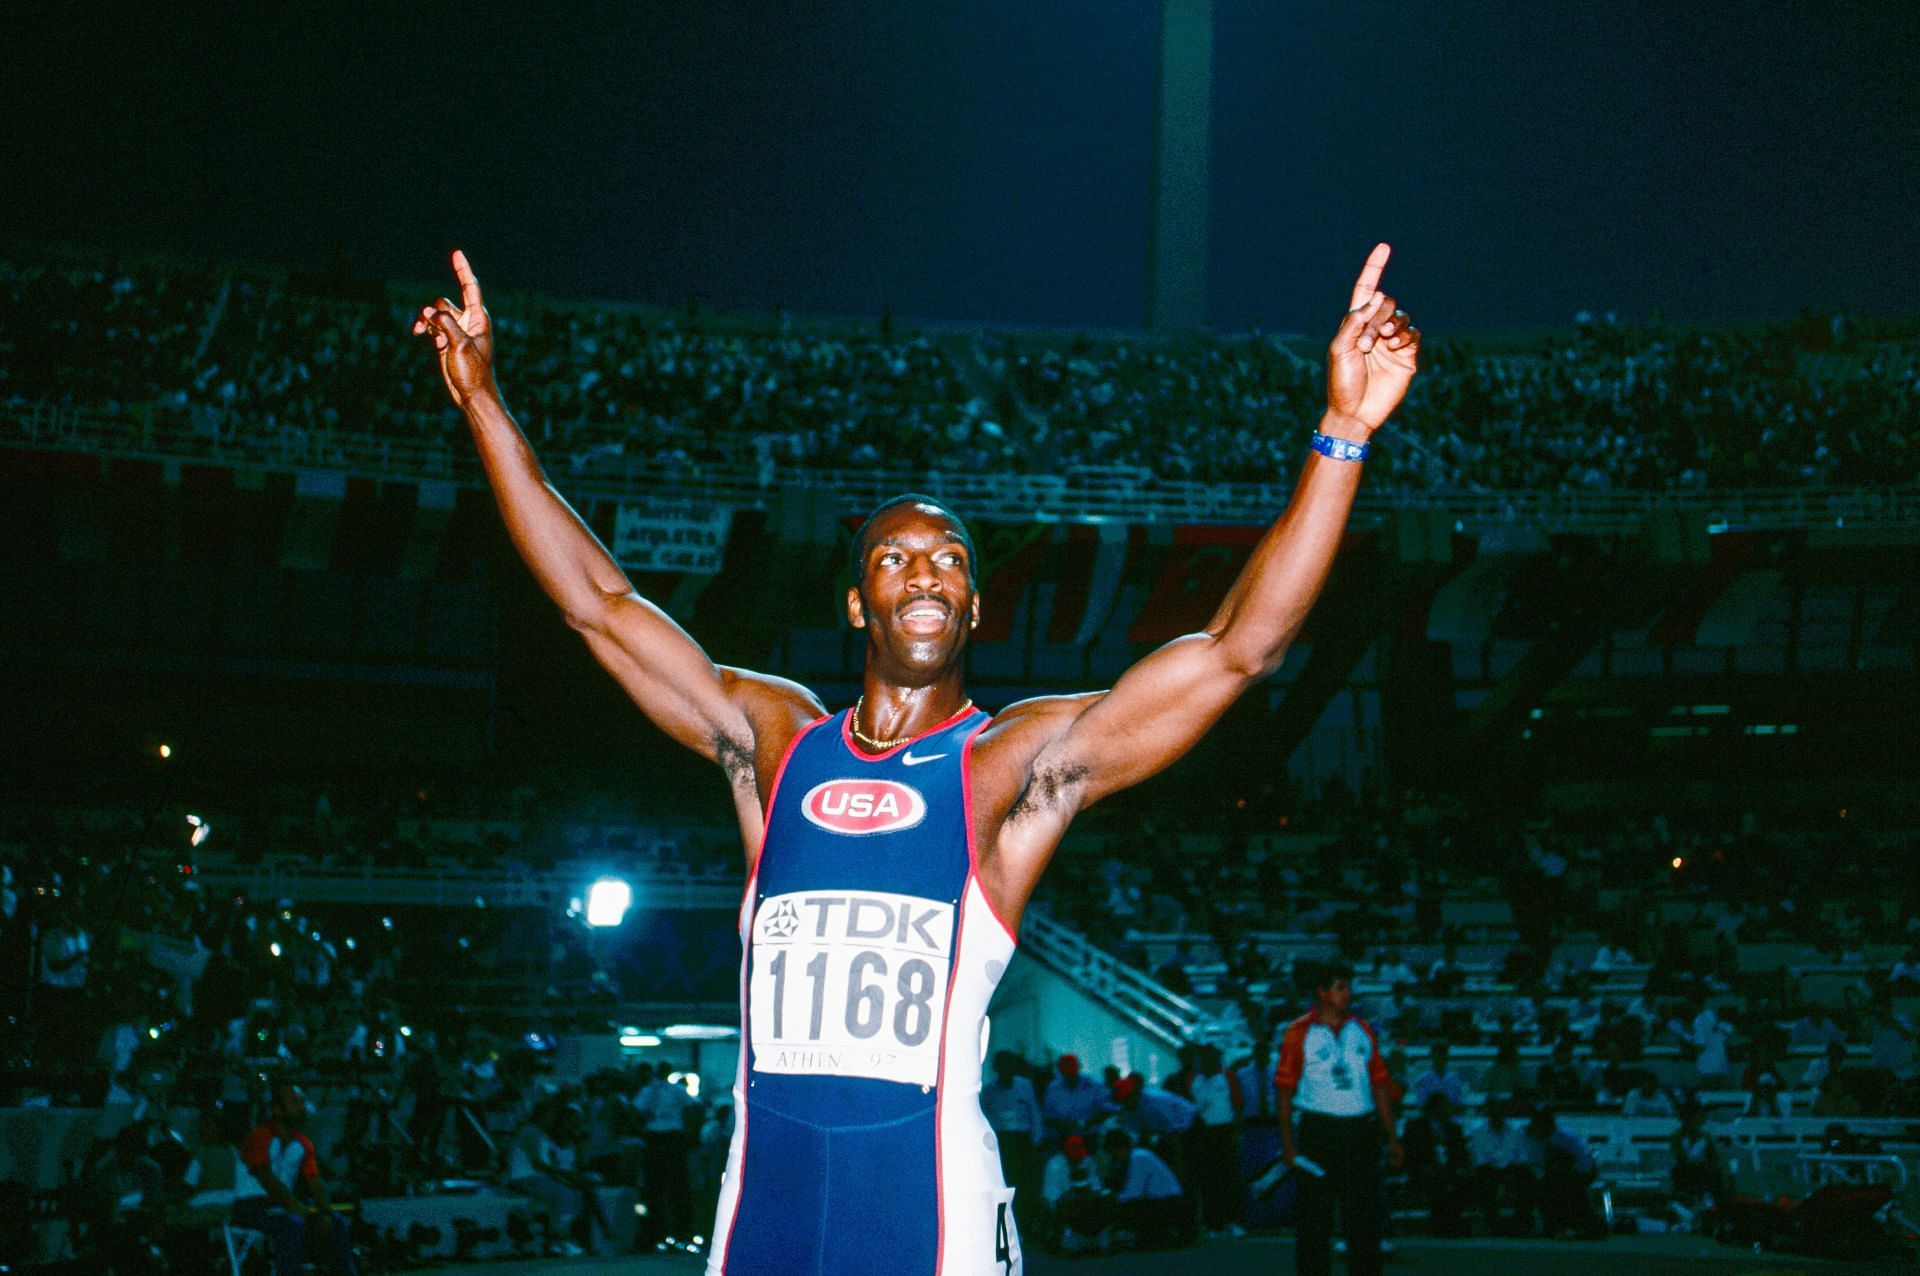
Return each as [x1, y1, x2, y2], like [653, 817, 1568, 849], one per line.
[413, 252, 820, 783]
[984, 247, 1418, 877]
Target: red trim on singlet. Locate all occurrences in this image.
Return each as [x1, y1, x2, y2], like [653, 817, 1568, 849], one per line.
[742, 713, 831, 890]
[838, 701, 982, 762]
[937, 715, 995, 1274]
[932, 878, 971, 1276]
[960, 717, 1019, 944]
[719, 712, 826, 1273]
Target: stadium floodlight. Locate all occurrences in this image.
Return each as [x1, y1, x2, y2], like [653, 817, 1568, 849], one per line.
[186, 814, 213, 847]
[585, 877, 633, 928]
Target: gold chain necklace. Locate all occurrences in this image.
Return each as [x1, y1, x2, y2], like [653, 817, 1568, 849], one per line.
[851, 695, 974, 751]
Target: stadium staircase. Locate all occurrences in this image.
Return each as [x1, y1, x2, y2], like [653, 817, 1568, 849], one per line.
[1007, 906, 1251, 1060]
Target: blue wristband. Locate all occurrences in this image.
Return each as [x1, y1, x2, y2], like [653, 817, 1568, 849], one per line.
[1311, 431, 1370, 462]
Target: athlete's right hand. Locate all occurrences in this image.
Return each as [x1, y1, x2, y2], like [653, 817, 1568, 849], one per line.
[412, 249, 497, 408]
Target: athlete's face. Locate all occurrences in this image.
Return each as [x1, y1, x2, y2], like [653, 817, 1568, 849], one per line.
[1317, 977, 1352, 1017]
[847, 504, 979, 676]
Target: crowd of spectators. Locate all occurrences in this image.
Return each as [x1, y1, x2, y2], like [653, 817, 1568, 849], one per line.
[5, 770, 1918, 1265]
[0, 795, 745, 1269]
[5, 253, 1915, 491]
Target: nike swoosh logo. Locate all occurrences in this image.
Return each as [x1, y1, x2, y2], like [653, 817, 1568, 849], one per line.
[901, 750, 947, 767]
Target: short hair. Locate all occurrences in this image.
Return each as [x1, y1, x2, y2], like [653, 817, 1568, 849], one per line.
[850, 493, 977, 586]
[1313, 960, 1354, 991]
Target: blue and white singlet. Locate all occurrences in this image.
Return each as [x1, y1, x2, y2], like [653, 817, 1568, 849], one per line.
[707, 705, 1023, 1275]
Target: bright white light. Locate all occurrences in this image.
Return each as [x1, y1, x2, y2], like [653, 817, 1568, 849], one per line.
[619, 1033, 661, 1049]
[585, 878, 633, 928]
[158, 744, 172, 759]
[269, 942, 283, 957]
[662, 1024, 737, 1041]
[400, 1026, 413, 1038]
[148, 1027, 160, 1040]
[187, 814, 212, 848]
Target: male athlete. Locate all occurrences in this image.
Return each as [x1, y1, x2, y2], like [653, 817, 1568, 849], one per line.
[414, 243, 1419, 1275]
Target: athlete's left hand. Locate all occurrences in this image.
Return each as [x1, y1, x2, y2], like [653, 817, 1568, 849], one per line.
[1326, 243, 1420, 433]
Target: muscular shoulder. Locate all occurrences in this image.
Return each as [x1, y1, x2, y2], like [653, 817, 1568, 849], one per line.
[972, 692, 1103, 822]
[717, 668, 827, 792]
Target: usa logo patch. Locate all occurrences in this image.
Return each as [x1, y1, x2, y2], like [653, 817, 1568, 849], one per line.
[800, 779, 927, 836]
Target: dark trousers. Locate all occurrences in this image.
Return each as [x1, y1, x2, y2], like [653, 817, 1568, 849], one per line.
[641, 1130, 694, 1242]
[995, 1131, 1040, 1229]
[233, 1198, 359, 1276]
[1189, 1122, 1243, 1228]
[1294, 1113, 1382, 1276]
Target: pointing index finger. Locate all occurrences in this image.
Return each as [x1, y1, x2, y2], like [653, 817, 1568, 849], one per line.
[452, 249, 484, 311]
[1348, 242, 1392, 310]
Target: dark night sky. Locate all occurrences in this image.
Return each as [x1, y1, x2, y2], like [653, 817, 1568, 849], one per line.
[4, 2, 1916, 332]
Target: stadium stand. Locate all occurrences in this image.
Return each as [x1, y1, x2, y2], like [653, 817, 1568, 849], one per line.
[2, 247, 1917, 1267]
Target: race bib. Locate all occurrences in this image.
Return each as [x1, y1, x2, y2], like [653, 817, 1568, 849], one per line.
[748, 889, 955, 1087]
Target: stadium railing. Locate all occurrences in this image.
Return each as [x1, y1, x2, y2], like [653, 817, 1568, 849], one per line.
[9, 401, 1919, 532]
[1019, 906, 1238, 1052]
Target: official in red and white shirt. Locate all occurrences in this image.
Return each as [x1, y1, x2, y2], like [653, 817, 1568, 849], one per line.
[1273, 962, 1401, 1276]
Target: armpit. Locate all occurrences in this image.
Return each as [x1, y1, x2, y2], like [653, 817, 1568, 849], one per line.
[712, 732, 756, 793]
[1006, 762, 1089, 823]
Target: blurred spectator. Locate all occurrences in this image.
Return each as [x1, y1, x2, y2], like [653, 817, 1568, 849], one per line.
[1620, 1070, 1676, 1118]
[634, 1065, 696, 1246]
[1467, 1100, 1532, 1237]
[1800, 1040, 1850, 1092]
[1100, 1127, 1191, 1249]
[1111, 1073, 1198, 1143]
[1401, 1093, 1472, 1237]
[1184, 1044, 1244, 1236]
[1234, 1039, 1276, 1120]
[1534, 1040, 1594, 1110]
[235, 1084, 360, 1275]
[506, 1101, 604, 1257]
[1408, 1042, 1469, 1110]
[1669, 1100, 1726, 1214]
[981, 1051, 1043, 1230]
[1674, 1000, 1733, 1086]
[1790, 1005, 1847, 1049]
[1590, 943, 1635, 972]
[1743, 1070, 1790, 1117]
[1043, 1054, 1114, 1137]
[1040, 1134, 1110, 1254]
[1866, 997, 1917, 1081]
[1477, 1040, 1528, 1105]
[1517, 1109, 1599, 1239]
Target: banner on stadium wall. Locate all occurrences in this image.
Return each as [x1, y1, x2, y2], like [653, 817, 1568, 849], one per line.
[612, 498, 733, 573]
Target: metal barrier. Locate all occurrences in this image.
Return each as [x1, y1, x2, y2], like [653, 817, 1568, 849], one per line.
[1796, 1152, 1911, 1190]
[1725, 1116, 1920, 1173]
[8, 401, 1918, 531]
[1019, 907, 1239, 1051]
